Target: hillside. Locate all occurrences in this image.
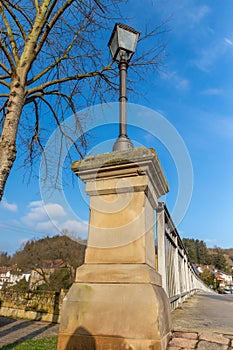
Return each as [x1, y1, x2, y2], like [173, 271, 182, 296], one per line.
[0, 235, 86, 291]
[222, 248, 233, 270]
[182, 238, 233, 273]
[11, 235, 86, 271]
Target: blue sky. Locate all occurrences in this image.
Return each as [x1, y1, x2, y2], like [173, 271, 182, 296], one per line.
[1, 0, 233, 254]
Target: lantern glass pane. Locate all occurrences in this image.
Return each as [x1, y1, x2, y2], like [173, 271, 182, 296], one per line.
[118, 27, 136, 52]
[110, 31, 119, 58]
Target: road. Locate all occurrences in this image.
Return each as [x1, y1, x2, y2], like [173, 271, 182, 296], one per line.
[171, 292, 233, 334]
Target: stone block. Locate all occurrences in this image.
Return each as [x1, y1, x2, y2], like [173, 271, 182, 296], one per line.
[199, 332, 230, 345]
[172, 331, 198, 340]
[57, 282, 171, 350]
[197, 340, 228, 350]
[76, 264, 162, 286]
[168, 337, 197, 348]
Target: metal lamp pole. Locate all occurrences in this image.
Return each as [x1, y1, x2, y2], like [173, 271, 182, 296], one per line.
[113, 53, 133, 151]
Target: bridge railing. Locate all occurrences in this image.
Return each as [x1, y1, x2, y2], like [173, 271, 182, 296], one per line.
[156, 202, 212, 310]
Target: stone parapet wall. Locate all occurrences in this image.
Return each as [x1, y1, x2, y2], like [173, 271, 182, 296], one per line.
[0, 289, 67, 323]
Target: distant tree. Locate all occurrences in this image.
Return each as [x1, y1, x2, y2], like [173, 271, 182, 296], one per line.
[211, 247, 227, 271]
[196, 240, 210, 265]
[182, 238, 198, 263]
[182, 238, 210, 265]
[200, 270, 218, 290]
[0, 0, 167, 200]
[0, 251, 11, 266]
[38, 267, 73, 291]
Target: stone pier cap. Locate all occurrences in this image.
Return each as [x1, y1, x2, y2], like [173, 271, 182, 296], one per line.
[71, 146, 169, 206]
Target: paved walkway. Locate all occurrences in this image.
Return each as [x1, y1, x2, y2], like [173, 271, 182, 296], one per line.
[0, 316, 59, 348]
[168, 292, 233, 349]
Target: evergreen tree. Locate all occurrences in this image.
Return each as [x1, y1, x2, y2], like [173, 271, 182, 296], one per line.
[183, 238, 198, 263]
[211, 247, 227, 271]
[0, 252, 11, 266]
[182, 238, 210, 265]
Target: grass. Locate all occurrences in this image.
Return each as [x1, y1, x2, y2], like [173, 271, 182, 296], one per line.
[0, 336, 58, 350]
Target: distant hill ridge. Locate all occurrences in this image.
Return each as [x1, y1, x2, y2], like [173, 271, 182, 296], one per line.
[182, 238, 233, 273]
[0, 235, 86, 270]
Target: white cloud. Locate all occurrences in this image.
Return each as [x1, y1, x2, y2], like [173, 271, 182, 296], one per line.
[201, 88, 223, 96]
[21, 201, 47, 226]
[1, 199, 18, 212]
[160, 70, 190, 90]
[194, 35, 233, 72]
[224, 37, 233, 46]
[154, 1, 210, 29]
[20, 200, 88, 238]
[35, 220, 58, 233]
[21, 201, 66, 228]
[28, 200, 43, 208]
[60, 219, 88, 235]
[176, 78, 189, 90]
[44, 203, 66, 218]
[188, 5, 210, 25]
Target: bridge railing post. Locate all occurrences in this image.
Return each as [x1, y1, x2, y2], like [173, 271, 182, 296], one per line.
[173, 235, 181, 308]
[156, 203, 168, 294]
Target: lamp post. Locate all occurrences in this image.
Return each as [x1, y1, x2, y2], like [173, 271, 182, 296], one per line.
[108, 23, 140, 151]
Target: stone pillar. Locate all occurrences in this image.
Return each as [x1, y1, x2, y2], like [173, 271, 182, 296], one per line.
[57, 147, 171, 350]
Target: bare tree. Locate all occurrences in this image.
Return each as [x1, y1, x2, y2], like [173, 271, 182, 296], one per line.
[0, 0, 167, 200]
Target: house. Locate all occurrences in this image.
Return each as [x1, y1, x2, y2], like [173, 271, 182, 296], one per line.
[214, 270, 233, 288]
[0, 266, 30, 289]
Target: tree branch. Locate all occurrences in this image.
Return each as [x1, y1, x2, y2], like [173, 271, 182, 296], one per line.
[0, 80, 10, 88]
[0, 62, 11, 75]
[0, 40, 16, 72]
[37, 95, 84, 159]
[34, 0, 40, 14]
[27, 65, 113, 95]
[34, 0, 75, 59]
[93, 0, 105, 13]
[0, 99, 8, 114]
[2, 1, 27, 40]
[4, 0, 33, 27]
[27, 32, 79, 86]
[29, 100, 44, 163]
[0, 3, 19, 63]
[0, 75, 10, 80]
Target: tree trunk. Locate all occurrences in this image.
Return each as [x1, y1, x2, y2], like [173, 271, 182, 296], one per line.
[0, 76, 26, 200]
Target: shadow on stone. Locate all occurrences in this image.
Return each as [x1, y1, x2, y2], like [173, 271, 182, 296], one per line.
[62, 327, 96, 350]
[0, 316, 16, 328]
[0, 320, 32, 338]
